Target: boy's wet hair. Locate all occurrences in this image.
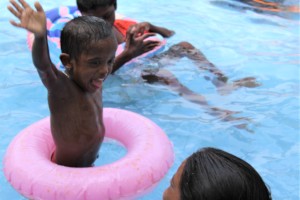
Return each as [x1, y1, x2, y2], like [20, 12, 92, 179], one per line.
[180, 147, 272, 200]
[76, 0, 117, 12]
[61, 16, 113, 60]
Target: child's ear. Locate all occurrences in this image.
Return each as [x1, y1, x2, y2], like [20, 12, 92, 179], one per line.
[60, 53, 72, 70]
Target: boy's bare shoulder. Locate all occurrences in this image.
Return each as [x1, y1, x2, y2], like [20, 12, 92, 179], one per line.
[47, 71, 74, 92]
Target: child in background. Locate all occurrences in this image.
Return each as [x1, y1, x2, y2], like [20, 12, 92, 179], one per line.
[76, 0, 175, 73]
[77, 0, 258, 89]
[164, 147, 272, 200]
[76, 0, 259, 129]
[77, 0, 259, 92]
[8, 0, 118, 167]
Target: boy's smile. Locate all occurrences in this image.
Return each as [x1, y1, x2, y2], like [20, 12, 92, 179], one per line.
[68, 36, 117, 93]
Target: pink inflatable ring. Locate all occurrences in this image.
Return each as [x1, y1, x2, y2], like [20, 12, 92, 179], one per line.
[3, 108, 174, 200]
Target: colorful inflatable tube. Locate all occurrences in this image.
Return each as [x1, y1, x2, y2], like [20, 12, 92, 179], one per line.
[3, 108, 174, 200]
[27, 6, 167, 69]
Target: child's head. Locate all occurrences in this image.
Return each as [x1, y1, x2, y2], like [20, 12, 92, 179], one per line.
[76, 0, 117, 26]
[163, 147, 272, 200]
[60, 16, 117, 92]
[61, 16, 113, 60]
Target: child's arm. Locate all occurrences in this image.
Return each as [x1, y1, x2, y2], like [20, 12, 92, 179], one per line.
[112, 26, 160, 73]
[141, 68, 251, 131]
[8, 0, 58, 88]
[132, 22, 175, 38]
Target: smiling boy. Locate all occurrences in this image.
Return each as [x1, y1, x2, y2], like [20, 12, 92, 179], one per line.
[8, 0, 117, 167]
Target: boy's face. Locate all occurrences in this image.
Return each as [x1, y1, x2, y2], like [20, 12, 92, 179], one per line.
[82, 5, 116, 27]
[163, 161, 185, 200]
[69, 36, 117, 93]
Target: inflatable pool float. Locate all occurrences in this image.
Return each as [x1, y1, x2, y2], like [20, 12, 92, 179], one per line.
[3, 108, 174, 200]
[27, 6, 167, 69]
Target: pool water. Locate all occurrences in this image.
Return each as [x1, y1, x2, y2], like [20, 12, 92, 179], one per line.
[1, 0, 299, 199]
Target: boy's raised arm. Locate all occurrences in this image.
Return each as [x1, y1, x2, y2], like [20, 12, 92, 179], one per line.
[112, 26, 160, 73]
[8, 0, 58, 88]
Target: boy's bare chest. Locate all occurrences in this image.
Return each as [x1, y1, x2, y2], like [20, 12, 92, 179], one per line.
[48, 86, 104, 141]
[48, 79, 103, 123]
[49, 87, 101, 112]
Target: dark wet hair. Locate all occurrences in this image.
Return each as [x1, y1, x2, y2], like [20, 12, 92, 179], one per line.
[60, 16, 113, 60]
[76, 0, 117, 13]
[180, 147, 272, 200]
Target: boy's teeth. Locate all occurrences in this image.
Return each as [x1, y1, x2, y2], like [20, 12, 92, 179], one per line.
[92, 79, 103, 88]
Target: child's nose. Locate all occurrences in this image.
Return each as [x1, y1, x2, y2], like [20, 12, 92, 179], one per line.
[98, 65, 110, 79]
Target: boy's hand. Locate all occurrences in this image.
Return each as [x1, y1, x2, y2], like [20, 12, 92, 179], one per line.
[132, 22, 151, 36]
[133, 22, 175, 38]
[124, 25, 161, 58]
[8, 0, 46, 37]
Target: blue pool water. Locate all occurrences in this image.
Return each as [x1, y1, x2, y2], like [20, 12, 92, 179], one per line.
[0, 0, 299, 199]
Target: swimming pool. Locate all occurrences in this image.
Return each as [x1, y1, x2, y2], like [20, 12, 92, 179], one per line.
[0, 0, 299, 199]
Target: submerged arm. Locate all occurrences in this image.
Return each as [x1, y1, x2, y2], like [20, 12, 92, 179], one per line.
[142, 69, 209, 106]
[142, 68, 251, 127]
